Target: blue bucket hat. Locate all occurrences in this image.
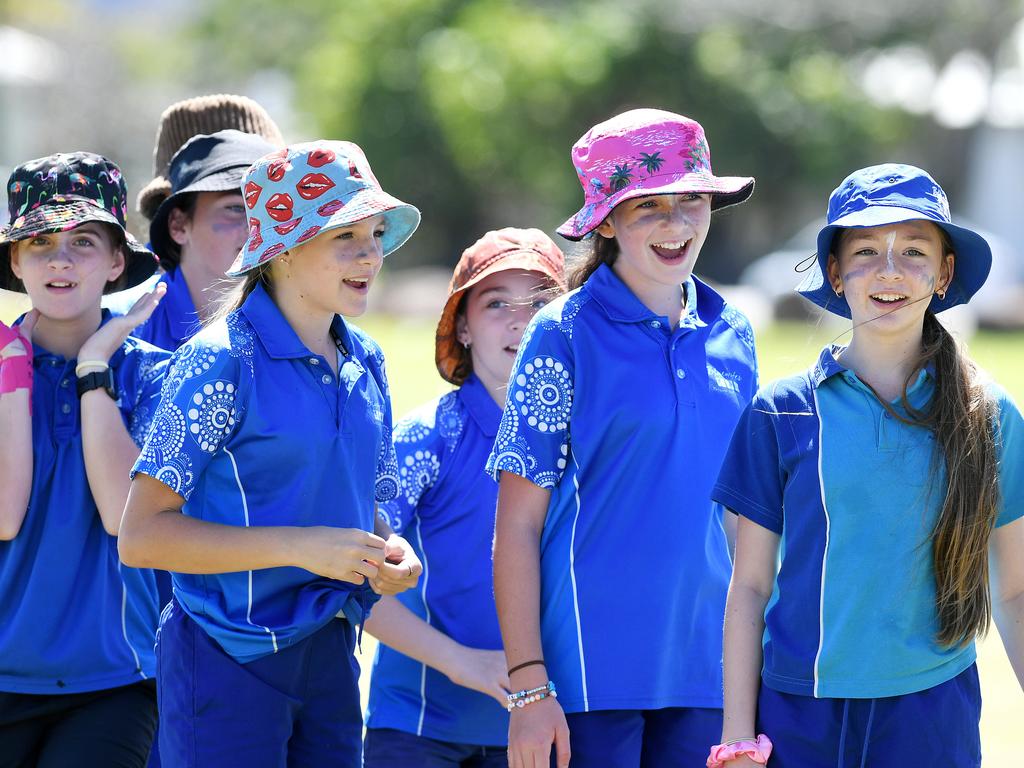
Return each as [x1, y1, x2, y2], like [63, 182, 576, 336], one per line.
[796, 163, 992, 317]
[229, 140, 420, 276]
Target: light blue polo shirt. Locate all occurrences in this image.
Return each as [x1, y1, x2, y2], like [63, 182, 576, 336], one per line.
[485, 263, 758, 714]
[0, 317, 168, 694]
[131, 283, 399, 663]
[366, 373, 508, 746]
[107, 268, 200, 352]
[713, 346, 1024, 699]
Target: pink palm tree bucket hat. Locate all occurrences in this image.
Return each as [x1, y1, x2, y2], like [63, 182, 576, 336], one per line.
[556, 108, 755, 241]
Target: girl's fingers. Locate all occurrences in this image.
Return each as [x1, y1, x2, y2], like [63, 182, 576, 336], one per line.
[19, 310, 40, 340]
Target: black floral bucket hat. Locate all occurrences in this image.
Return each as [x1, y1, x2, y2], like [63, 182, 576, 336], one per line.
[0, 152, 159, 293]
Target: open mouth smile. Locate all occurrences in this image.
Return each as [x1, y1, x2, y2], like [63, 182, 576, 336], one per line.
[45, 280, 78, 293]
[650, 239, 691, 262]
[870, 292, 909, 308]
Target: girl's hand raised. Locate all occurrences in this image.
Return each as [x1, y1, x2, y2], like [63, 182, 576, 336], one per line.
[78, 282, 166, 365]
[294, 527, 387, 585]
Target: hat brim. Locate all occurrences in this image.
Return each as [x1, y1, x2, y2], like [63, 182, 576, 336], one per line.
[149, 166, 251, 268]
[556, 172, 755, 241]
[227, 186, 421, 277]
[137, 176, 172, 221]
[0, 200, 158, 293]
[434, 251, 565, 384]
[797, 208, 993, 318]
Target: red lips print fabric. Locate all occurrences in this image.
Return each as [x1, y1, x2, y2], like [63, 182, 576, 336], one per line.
[317, 199, 345, 216]
[247, 217, 263, 252]
[296, 173, 335, 200]
[265, 192, 294, 222]
[244, 181, 263, 210]
[274, 217, 303, 235]
[296, 225, 322, 244]
[307, 149, 336, 168]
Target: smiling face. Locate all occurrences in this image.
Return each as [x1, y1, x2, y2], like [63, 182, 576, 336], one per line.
[594, 192, 711, 299]
[9, 222, 125, 320]
[456, 269, 553, 400]
[272, 213, 386, 318]
[828, 220, 954, 337]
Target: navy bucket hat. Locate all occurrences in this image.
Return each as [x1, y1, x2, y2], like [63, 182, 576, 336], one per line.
[796, 163, 992, 317]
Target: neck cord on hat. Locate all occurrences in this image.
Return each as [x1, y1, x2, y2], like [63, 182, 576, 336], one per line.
[331, 329, 349, 358]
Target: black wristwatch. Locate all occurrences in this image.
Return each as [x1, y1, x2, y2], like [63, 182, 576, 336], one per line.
[77, 367, 118, 400]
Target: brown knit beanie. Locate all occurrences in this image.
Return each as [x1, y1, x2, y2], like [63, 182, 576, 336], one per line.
[136, 94, 286, 220]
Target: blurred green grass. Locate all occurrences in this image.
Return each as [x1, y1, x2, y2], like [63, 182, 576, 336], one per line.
[2, 292, 1021, 761]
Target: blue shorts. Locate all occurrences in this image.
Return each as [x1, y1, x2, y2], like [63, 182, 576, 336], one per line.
[757, 664, 982, 768]
[363, 727, 506, 768]
[156, 599, 362, 768]
[555, 707, 721, 768]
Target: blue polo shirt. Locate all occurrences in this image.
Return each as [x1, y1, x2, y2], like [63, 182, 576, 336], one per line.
[366, 373, 508, 745]
[131, 283, 399, 663]
[713, 346, 1024, 699]
[485, 263, 758, 714]
[0, 318, 168, 694]
[108, 268, 200, 352]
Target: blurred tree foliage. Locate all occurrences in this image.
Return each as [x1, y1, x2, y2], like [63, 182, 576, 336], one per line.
[182, 0, 1020, 278]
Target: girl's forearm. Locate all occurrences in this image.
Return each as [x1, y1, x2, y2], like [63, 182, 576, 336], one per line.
[722, 580, 769, 741]
[493, 474, 550, 689]
[994, 590, 1024, 690]
[364, 595, 464, 676]
[80, 388, 141, 535]
[0, 389, 33, 540]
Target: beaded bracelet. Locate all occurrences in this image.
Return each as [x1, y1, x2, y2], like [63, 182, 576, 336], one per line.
[506, 680, 557, 712]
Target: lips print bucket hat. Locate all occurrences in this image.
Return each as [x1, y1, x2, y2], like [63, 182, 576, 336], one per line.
[556, 108, 755, 241]
[0, 152, 158, 292]
[796, 163, 992, 318]
[435, 227, 567, 385]
[230, 140, 420, 276]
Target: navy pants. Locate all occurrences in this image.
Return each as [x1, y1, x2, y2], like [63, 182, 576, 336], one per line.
[157, 599, 362, 768]
[757, 664, 982, 768]
[363, 727, 506, 767]
[554, 706, 722, 768]
[0, 681, 157, 768]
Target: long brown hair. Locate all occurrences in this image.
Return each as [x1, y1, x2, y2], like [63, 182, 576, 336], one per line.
[843, 227, 1000, 648]
[567, 234, 618, 290]
[203, 262, 273, 329]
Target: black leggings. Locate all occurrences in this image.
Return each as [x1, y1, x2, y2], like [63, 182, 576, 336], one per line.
[0, 681, 157, 768]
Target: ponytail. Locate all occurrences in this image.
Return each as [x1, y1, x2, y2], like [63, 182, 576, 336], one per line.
[203, 263, 273, 330]
[916, 312, 1000, 647]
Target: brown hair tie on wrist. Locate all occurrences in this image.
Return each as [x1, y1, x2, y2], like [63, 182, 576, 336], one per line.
[507, 659, 545, 677]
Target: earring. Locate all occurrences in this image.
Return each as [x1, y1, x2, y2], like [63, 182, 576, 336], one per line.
[834, 286, 843, 296]
[461, 340, 470, 350]
[936, 289, 946, 300]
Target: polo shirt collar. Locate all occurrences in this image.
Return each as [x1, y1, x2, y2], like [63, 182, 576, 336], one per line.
[587, 262, 713, 329]
[160, 267, 200, 341]
[458, 372, 502, 438]
[240, 282, 353, 360]
[810, 344, 936, 396]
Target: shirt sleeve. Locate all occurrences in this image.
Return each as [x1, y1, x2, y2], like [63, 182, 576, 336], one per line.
[377, 402, 447, 535]
[130, 338, 244, 500]
[120, 345, 172, 450]
[711, 392, 785, 534]
[485, 316, 574, 489]
[994, 386, 1024, 528]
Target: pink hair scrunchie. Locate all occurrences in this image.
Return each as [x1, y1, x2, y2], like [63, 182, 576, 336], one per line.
[706, 734, 773, 767]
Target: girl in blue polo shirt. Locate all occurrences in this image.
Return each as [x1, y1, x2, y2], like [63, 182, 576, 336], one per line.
[119, 141, 423, 768]
[363, 228, 566, 768]
[486, 109, 758, 767]
[0, 153, 168, 767]
[711, 164, 1024, 768]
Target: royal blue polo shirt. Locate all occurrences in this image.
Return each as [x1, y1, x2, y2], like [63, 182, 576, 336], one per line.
[713, 346, 1024, 699]
[485, 263, 758, 714]
[366, 373, 508, 746]
[107, 268, 200, 352]
[0, 316, 168, 694]
[131, 283, 399, 663]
